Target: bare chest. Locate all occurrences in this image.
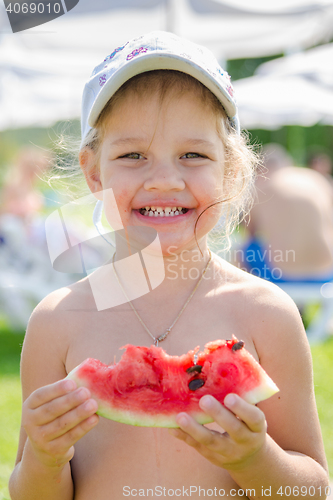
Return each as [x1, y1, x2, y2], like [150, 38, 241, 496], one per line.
[65, 287, 258, 373]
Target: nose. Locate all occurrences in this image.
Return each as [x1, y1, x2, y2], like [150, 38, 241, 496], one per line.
[143, 160, 186, 192]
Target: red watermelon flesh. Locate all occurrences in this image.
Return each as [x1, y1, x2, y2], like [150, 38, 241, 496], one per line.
[67, 336, 279, 427]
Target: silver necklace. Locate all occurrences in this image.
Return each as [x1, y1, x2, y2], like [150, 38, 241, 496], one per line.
[112, 249, 212, 346]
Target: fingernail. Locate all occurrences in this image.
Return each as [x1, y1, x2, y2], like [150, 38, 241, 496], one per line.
[224, 394, 236, 407]
[78, 387, 89, 398]
[200, 395, 213, 409]
[178, 415, 188, 427]
[64, 379, 76, 391]
[88, 414, 99, 425]
[84, 400, 96, 411]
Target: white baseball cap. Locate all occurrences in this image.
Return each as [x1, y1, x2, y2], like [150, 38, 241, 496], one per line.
[81, 30, 240, 145]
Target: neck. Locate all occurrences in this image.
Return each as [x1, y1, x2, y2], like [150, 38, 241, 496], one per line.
[162, 245, 211, 287]
[113, 231, 211, 293]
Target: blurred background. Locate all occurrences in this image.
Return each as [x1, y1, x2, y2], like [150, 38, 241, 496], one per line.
[0, 0, 333, 497]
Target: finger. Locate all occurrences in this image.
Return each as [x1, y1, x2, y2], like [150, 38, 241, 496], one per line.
[28, 379, 77, 410]
[169, 421, 216, 452]
[32, 387, 92, 426]
[169, 427, 199, 448]
[44, 413, 99, 459]
[174, 412, 227, 452]
[199, 395, 247, 440]
[40, 398, 99, 441]
[223, 394, 267, 434]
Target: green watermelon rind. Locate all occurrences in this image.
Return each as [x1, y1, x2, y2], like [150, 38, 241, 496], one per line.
[243, 374, 280, 405]
[98, 405, 212, 428]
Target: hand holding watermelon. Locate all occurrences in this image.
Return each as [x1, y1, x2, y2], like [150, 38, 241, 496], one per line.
[21, 379, 99, 469]
[170, 392, 267, 471]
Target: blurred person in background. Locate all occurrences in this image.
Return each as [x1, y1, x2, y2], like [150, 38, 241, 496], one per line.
[0, 147, 63, 330]
[0, 147, 49, 220]
[0, 146, 51, 269]
[307, 148, 333, 189]
[238, 143, 333, 282]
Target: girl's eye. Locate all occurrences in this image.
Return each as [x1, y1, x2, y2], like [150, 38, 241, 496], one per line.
[120, 153, 143, 160]
[181, 152, 205, 159]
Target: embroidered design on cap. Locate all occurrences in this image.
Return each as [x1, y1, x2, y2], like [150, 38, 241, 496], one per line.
[99, 74, 107, 87]
[127, 47, 149, 61]
[104, 43, 129, 63]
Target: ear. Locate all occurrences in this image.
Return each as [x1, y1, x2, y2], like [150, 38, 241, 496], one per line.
[79, 148, 103, 201]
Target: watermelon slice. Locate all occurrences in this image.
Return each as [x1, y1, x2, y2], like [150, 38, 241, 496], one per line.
[67, 336, 279, 428]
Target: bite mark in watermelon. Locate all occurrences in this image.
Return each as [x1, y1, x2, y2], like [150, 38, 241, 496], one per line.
[67, 336, 279, 428]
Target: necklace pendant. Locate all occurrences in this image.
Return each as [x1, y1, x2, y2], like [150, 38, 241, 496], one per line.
[155, 328, 171, 347]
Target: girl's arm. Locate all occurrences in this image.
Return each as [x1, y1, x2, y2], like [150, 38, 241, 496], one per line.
[171, 283, 329, 499]
[9, 293, 99, 500]
[9, 422, 75, 500]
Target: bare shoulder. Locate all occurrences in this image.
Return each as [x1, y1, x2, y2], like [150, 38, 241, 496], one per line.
[215, 253, 304, 332]
[22, 278, 94, 390]
[28, 277, 93, 335]
[238, 269, 305, 334]
[237, 272, 308, 356]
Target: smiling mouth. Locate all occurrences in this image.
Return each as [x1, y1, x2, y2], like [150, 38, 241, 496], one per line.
[137, 206, 190, 217]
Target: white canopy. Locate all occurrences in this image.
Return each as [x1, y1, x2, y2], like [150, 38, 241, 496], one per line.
[1, 0, 333, 130]
[2, 0, 333, 58]
[234, 43, 333, 129]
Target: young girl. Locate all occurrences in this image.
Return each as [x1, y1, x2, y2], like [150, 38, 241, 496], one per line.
[9, 31, 329, 500]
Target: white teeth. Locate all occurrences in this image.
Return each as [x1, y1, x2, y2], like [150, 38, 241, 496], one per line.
[139, 206, 187, 217]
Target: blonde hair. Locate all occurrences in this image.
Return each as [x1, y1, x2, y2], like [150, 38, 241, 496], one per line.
[51, 70, 258, 250]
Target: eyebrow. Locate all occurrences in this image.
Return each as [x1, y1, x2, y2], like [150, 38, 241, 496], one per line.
[109, 137, 149, 147]
[179, 139, 217, 149]
[109, 137, 217, 149]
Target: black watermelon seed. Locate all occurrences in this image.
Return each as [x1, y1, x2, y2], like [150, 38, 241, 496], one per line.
[231, 340, 245, 352]
[186, 365, 203, 374]
[188, 378, 205, 391]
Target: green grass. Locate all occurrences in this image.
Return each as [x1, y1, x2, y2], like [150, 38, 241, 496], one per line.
[0, 329, 332, 500]
[0, 327, 24, 500]
[311, 336, 333, 475]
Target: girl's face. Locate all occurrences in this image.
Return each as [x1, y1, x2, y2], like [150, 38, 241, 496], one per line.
[84, 88, 226, 255]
